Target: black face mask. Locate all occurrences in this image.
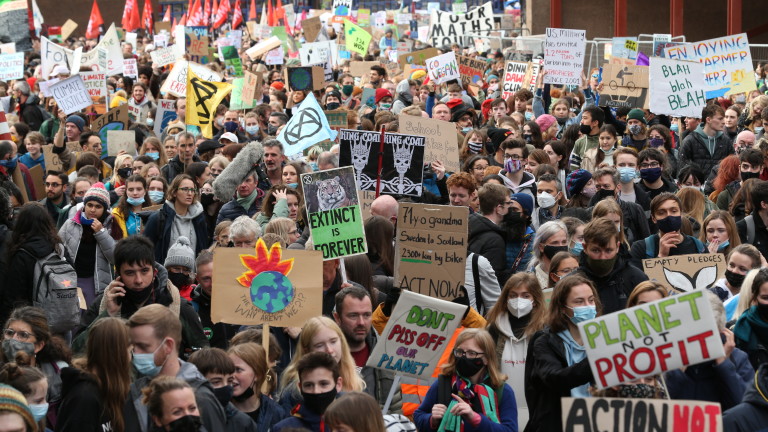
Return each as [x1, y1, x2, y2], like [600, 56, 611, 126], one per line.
[596, 188, 616, 202]
[455, 356, 485, 378]
[523, 134, 532, 143]
[579, 124, 592, 135]
[556, 116, 567, 126]
[213, 385, 234, 408]
[326, 102, 340, 111]
[124, 284, 152, 304]
[543, 245, 568, 260]
[725, 269, 746, 288]
[741, 171, 760, 182]
[200, 192, 215, 207]
[232, 384, 255, 403]
[502, 211, 528, 241]
[758, 303, 768, 321]
[301, 388, 337, 414]
[166, 415, 202, 432]
[117, 167, 133, 179]
[168, 272, 191, 288]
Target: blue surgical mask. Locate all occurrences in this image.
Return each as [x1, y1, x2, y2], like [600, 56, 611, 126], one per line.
[149, 190, 165, 203]
[287, 182, 298, 188]
[461, 126, 472, 134]
[570, 241, 583, 256]
[29, 403, 49, 422]
[0, 155, 18, 169]
[670, 123, 679, 132]
[145, 151, 160, 160]
[127, 196, 145, 206]
[245, 125, 259, 135]
[756, 127, 764, 135]
[146, 118, 154, 127]
[524, 112, 533, 121]
[618, 167, 637, 183]
[568, 305, 597, 324]
[79, 213, 95, 226]
[132, 343, 164, 377]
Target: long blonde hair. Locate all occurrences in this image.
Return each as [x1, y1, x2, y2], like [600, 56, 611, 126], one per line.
[441, 329, 508, 389]
[279, 317, 365, 393]
[109, 154, 134, 185]
[677, 187, 706, 228]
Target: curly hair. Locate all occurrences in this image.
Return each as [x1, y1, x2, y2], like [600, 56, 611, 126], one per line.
[446, 172, 478, 194]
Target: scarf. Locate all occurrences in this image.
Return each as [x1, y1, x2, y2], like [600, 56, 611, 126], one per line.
[438, 375, 500, 432]
[734, 305, 768, 352]
[236, 189, 259, 211]
[557, 330, 590, 397]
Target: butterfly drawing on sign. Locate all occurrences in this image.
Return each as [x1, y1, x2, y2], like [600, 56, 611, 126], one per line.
[662, 265, 718, 292]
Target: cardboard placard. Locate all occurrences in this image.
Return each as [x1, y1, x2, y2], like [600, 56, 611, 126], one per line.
[428, 2, 493, 47]
[324, 110, 348, 128]
[210, 239, 323, 326]
[265, 47, 284, 65]
[399, 115, 459, 173]
[160, 60, 223, 98]
[395, 203, 468, 301]
[338, 129, 426, 197]
[0, 0, 31, 53]
[0, 43, 14, 54]
[230, 78, 257, 111]
[80, 71, 107, 107]
[599, 64, 650, 109]
[10, 164, 28, 202]
[527, 59, 542, 92]
[153, 99, 177, 137]
[245, 36, 282, 60]
[301, 166, 367, 260]
[457, 55, 485, 88]
[544, 28, 586, 86]
[79, 24, 123, 76]
[93, 105, 130, 159]
[150, 45, 177, 67]
[49, 75, 91, 115]
[649, 57, 707, 119]
[611, 37, 638, 60]
[579, 290, 725, 389]
[241, 71, 262, 107]
[365, 290, 466, 378]
[358, 190, 375, 221]
[303, 17, 322, 43]
[665, 33, 755, 98]
[0, 52, 24, 81]
[107, 130, 137, 156]
[348, 61, 382, 78]
[562, 398, 723, 432]
[642, 253, 726, 293]
[42, 145, 63, 172]
[28, 164, 44, 201]
[502, 61, 528, 99]
[186, 27, 211, 65]
[299, 40, 335, 67]
[154, 21, 171, 34]
[398, 47, 438, 68]
[426, 52, 460, 85]
[123, 58, 138, 79]
[41, 36, 74, 80]
[61, 19, 78, 41]
[286, 66, 325, 91]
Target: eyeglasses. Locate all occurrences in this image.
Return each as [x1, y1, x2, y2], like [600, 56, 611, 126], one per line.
[454, 348, 484, 359]
[3, 329, 33, 341]
[555, 268, 577, 276]
[639, 162, 660, 169]
[473, 165, 488, 172]
[178, 188, 198, 194]
[505, 155, 524, 160]
[45, 182, 62, 187]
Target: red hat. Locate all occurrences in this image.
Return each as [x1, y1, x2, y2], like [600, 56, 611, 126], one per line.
[271, 81, 285, 92]
[375, 88, 392, 104]
[446, 98, 464, 110]
[26, 77, 37, 90]
[481, 98, 493, 122]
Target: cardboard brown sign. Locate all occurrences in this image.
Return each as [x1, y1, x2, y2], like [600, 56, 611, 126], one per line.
[398, 48, 439, 68]
[241, 71, 263, 106]
[61, 19, 78, 40]
[349, 61, 382, 79]
[107, 130, 137, 157]
[599, 63, 650, 109]
[245, 36, 282, 60]
[210, 241, 323, 327]
[642, 253, 726, 293]
[399, 115, 460, 173]
[92, 104, 129, 133]
[154, 21, 171, 34]
[285, 66, 325, 91]
[303, 17, 322, 43]
[324, 110, 348, 128]
[42, 145, 64, 172]
[28, 165, 44, 203]
[457, 55, 486, 88]
[394, 203, 469, 300]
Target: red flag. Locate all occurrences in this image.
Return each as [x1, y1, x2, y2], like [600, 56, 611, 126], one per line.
[188, 0, 202, 26]
[86, 0, 104, 39]
[186, 0, 193, 19]
[122, 0, 141, 32]
[267, 0, 274, 26]
[142, 0, 154, 31]
[212, 0, 218, 19]
[232, 0, 242, 29]
[203, 0, 211, 26]
[248, 0, 256, 21]
[179, 14, 186, 26]
[171, 16, 178, 33]
[163, 5, 171, 21]
[213, 0, 230, 28]
[276, 0, 288, 31]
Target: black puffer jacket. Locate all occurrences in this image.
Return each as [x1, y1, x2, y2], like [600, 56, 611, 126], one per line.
[576, 253, 648, 315]
[679, 124, 734, 177]
[17, 94, 45, 131]
[468, 212, 507, 286]
[722, 364, 768, 431]
[56, 367, 111, 432]
[160, 154, 202, 184]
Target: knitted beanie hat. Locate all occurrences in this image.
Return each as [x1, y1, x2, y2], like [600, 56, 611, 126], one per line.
[83, 182, 110, 209]
[0, 384, 35, 432]
[375, 88, 393, 104]
[66, 115, 85, 132]
[627, 108, 647, 125]
[487, 128, 513, 152]
[566, 169, 593, 199]
[164, 236, 196, 271]
[510, 193, 534, 216]
[535, 114, 557, 133]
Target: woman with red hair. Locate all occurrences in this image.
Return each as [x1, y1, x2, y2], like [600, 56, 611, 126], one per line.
[709, 155, 741, 203]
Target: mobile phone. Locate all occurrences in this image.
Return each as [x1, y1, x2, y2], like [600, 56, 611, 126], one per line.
[114, 276, 123, 306]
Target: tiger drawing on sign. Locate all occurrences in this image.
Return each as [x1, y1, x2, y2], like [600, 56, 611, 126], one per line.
[316, 176, 351, 211]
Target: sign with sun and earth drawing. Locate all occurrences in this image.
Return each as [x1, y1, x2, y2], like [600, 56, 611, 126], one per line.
[211, 238, 323, 326]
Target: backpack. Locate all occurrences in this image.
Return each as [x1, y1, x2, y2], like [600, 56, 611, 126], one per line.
[744, 214, 756, 244]
[20, 246, 80, 335]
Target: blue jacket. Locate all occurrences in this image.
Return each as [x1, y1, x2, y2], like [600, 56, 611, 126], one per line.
[216, 196, 262, 225]
[505, 227, 535, 275]
[143, 202, 208, 264]
[413, 378, 518, 432]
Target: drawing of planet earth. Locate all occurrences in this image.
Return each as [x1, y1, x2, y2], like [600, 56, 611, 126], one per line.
[249, 271, 295, 313]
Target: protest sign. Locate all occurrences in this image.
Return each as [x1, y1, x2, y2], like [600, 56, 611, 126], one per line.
[357, 8, 371, 27]
[399, 115, 460, 173]
[155, 21, 171, 34]
[80, 71, 107, 107]
[150, 45, 177, 67]
[0, 43, 13, 54]
[642, 253, 725, 293]
[344, 19, 371, 56]
[107, 130, 137, 157]
[265, 46, 284, 65]
[649, 58, 707, 119]
[154, 33, 169, 48]
[80, 24, 123, 75]
[324, 110, 348, 128]
[561, 397, 723, 432]
[0, 0, 31, 52]
[123, 58, 138, 79]
[332, 0, 352, 15]
[502, 61, 528, 99]
[395, 203, 468, 300]
[426, 52, 460, 85]
[186, 27, 211, 65]
[245, 36, 282, 59]
[579, 290, 725, 389]
[161, 60, 223, 97]
[221, 46, 243, 77]
[398, 47, 438, 68]
[428, 2, 493, 47]
[599, 64, 650, 109]
[349, 61, 381, 78]
[301, 166, 367, 260]
[42, 145, 63, 172]
[299, 41, 336, 67]
[611, 37, 638, 60]
[544, 28, 586, 86]
[528, 59, 542, 92]
[49, 75, 91, 115]
[366, 290, 466, 378]
[241, 71, 262, 107]
[338, 129, 426, 196]
[457, 55, 485, 88]
[92, 105, 129, 159]
[303, 17, 322, 42]
[277, 93, 338, 155]
[0, 52, 23, 81]
[664, 33, 756, 98]
[186, 67, 233, 138]
[272, 26, 298, 54]
[41, 36, 74, 79]
[153, 99, 177, 137]
[286, 66, 325, 92]
[229, 78, 256, 111]
[127, 100, 149, 123]
[211, 239, 323, 326]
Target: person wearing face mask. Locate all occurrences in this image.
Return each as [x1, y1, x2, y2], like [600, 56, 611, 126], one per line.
[113, 175, 152, 237]
[524, 274, 600, 432]
[532, 174, 589, 229]
[273, 352, 347, 432]
[637, 148, 678, 201]
[226, 343, 287, 429]
[501, 193, 535, 277]
[468, 184, 513, 286]
[610, 147, 652, 215]
[492, 135, 536, 198]
[568, 106, 604, 171]
[485, 274, 547, 429]
[589, 168, 650, 246]
[619, 108, 649, 151]
[163, 237, 197, 301]
[528, 221, 569, 289]
[105, 154, 135, 204]
[0, 383, 39, 432]
[0, 363, 50, 432]
[56, 318, 133, 432]
[56, 177, 94, 229]
[324, 89, 343, 112]
[680, 104, 734, 178]
[143, 376, 204, 432]
[734, 268, 768, 369]
[575, 218, 648, 314]
[629, 193, 707, 269]
[413, 328, 518, 432]
[709, 244, 759, 306]
[390, 79, 416, 115]
[564, 169, 598, 210]
[716, 149, 764, 212]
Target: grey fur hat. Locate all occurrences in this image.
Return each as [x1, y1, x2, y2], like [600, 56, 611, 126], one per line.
[212, 141, 264, 202]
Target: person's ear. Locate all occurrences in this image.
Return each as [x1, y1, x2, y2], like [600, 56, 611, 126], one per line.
[335, 376, 343, 392]
[153, 416, 163, 427]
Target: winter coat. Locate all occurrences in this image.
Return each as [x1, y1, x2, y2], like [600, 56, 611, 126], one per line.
[524, 330, 593, 432]
[413, 378, 518, 432]
[499, 170, 536, 199]
[216, 192, 264, 225]
[248, 394, 288, 430]
[576, 253, 648, 315]
[191, 284, 239, 349]
[679, 124, 734, 177]
[160, 154, 202, 184]
[254, 197, 289, 230]
[464, 252, 502, 313]
[124, 360, 226, 432]
[569, 133, 600, 171]
[737, 210, 768, 262]
[143, 201, 208, 264]
[391, 79, 413, 115]
[58, 210, 117, 296]
[488, 315, 532, 429]
[665, 349, 754, 411]
[272, 397, 337, 432]
[224, 403, 259, 432]
[504, 227, 535, 277]
[17, 94, 45, 131]
[722, 364, 768, 431]
[56, 367, 111, 432]
[468, 213, 507, 286]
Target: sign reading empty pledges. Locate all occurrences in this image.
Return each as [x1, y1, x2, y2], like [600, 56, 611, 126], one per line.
[650, 57, 707, 119]
[502, 61, 528, 99]
[579, 290, 725, 389]
[366, 290, 466, 378]
[544, 28, 586, 86]
[642, 253, 725, 293]
[426, 52, 460, 85]
[399, 115, 459, 173]
[395, 203, 469, 301]
[50, 75, 92, 115]
[0, 52, 23, 80]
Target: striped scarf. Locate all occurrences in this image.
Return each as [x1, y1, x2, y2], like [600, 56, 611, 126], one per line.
[438, 375, 500, 432]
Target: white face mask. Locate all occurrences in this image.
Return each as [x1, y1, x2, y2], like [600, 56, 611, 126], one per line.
[507, 298, 533, 318]
[537, 192, 557, 209]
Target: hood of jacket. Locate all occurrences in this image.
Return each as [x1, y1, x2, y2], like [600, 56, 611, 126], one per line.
[191, 284, 210, 307]
[59, 366, 99, 400]
[500, 170, 536, 192]
[177, 359, 207, 384]
[396, 79, 413, 106]
[468, 212, 505, 238]
[165, 200, 204, 220]
[693, 124, 725, 155]
[97, 262, 179, 317]
[21, 235, 56, 258]
[741, 365, 768, 408]
[21, 93, 40, 107]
